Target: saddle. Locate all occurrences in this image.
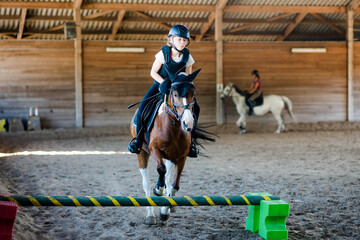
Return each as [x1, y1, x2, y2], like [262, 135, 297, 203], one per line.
[133, 95, 163, 144]
[246, 93, 263, 107]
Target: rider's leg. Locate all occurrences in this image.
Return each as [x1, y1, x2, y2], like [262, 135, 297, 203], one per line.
[128, 81, 160, 154]
[188, 99, 200, 158]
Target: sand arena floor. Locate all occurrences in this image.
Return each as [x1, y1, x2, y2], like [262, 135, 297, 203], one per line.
[0, 122, 359, 239]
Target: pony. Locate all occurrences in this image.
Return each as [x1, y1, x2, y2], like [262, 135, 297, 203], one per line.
[220, 82, 297, 134]
[130, 69, 202, 225]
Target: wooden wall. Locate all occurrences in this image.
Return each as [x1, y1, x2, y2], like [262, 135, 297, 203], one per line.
[224, 42, 348, 123]
[0, 41, 75, 128]
[0, 40, 359, 129]
[83, 41, 216, 126]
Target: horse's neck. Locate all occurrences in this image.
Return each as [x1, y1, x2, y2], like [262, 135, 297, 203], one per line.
[231, 92, 246, 112]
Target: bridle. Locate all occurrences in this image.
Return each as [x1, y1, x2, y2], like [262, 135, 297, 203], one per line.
[222, 83, 234, 98]
[164, 86, 195, 124]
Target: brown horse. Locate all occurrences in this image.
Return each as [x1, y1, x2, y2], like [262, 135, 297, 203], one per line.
[130, 69, 201, 225]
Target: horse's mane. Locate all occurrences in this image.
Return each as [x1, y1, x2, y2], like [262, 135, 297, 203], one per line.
[232, 84, 245, 96]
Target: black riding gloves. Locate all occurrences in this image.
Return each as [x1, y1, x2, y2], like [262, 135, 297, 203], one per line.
[159, 78, 171, 95]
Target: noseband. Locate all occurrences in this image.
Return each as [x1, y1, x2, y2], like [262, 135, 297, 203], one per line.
[222, 84, 234, 97]
[164, 88, 195, 124]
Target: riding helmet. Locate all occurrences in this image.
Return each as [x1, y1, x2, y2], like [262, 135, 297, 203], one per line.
[168, 25, 190, 43]
[251, 70, 259, 75]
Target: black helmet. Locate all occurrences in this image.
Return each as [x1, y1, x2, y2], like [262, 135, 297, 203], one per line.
[251, 70, 259, 75]
[168, 24, 190, 42]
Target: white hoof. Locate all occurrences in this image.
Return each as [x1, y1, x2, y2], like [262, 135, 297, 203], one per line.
[153, 186, 165, 196]
[145, 216, 157, 225]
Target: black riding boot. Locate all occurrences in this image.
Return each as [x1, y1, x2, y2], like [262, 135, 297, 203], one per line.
[128, 113, 144, 154]
[247, 100, 255, 116]
[188, 100, 200, 158]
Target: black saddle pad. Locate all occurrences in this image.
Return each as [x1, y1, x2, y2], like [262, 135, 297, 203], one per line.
[134, 95, 163, 144]
[254, 93, 263, 106]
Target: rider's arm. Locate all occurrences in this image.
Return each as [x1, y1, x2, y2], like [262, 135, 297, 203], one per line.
[150, 60, 165, 84]
[249, 82, 259, 94]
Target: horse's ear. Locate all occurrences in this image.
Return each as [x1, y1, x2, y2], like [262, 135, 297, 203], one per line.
[188, 68, 201, 82]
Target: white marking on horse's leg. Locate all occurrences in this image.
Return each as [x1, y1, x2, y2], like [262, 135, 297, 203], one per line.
[140, 168, 156, 223]
[165, 160, 173, 196]
[237, 114, 247, 134]
[274, 113, 283, 133]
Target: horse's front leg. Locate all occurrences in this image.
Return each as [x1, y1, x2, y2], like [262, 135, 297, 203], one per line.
[236, 114, 247, 134]
[160, 157, 186, 223]
[138, 152, 156, 225]
[152, 149, 166, 196]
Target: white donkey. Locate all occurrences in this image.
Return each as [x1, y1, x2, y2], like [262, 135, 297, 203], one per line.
[220, 82, 297, 134]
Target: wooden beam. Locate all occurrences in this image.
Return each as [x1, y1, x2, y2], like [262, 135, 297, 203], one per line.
[224, 5, 346, 13]
[310, 13, 344, 35]
[133, 11, 171, 30]
[227, 13, 294, 33]
[215, 5, 225, 125]
[348, 0, 360, 10]
[196, 0, 228, 41]
[2, 1, 359, 13]
[108, 10, 125, 41]
[74, 1, 83, 127]
[17, 8, 27, 40]
[347, 8, 354, 121]
[83, 10, 114, 20]
[277, 13, 307, 41]
[0, 33, 16, 39]
[22, 25, 65, 39]
[0, 2, 73, 9]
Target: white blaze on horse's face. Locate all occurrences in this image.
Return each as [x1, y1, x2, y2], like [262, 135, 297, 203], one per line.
[220, 83, 234, 99]
[180, 97, 194, 132]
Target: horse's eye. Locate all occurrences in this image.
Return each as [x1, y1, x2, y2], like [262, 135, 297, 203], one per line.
[174, 93, 178, 98]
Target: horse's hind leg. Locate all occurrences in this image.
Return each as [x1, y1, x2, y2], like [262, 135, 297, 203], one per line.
[273, 112, 284, 134]
[138, 152, 156, 225]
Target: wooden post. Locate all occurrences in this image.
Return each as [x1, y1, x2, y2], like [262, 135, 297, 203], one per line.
[215, 6, 225, 125]
[347, 7, 354, 121]
[74, 2, 83, 127]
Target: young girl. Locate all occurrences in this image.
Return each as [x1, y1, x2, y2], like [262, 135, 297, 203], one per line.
[246, 69, 262, 115]
[128, 24, 200, 157]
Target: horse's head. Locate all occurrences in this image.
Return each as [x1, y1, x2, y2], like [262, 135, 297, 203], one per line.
[168, 69, 200, 132]
[220, 82, 235, 99]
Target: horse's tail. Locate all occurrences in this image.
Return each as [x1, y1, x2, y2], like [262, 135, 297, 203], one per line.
[281, 96, 297, 122]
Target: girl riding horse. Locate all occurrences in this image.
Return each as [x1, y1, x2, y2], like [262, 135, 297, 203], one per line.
[128, 24, 200, 158]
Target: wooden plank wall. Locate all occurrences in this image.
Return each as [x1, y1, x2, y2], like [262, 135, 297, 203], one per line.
[83, 41, 216, 126]
[0, 40, 358, 129]
[223, 42, 348, 123]
[0, 41, 75, 128]
[354, 43, 360, 121]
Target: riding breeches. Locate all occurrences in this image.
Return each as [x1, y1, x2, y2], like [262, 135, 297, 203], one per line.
[249, 90, 262, 101]
[135, 81, 160, 135]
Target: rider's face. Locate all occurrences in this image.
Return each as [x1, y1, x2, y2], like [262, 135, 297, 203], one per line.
[172, 36, 189, 50]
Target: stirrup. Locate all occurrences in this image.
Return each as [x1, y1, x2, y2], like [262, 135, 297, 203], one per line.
[128, 137, 142, 154]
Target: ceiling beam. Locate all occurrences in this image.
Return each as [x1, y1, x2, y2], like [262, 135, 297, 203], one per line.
[2, 2, 357, 13]
[3, 15, 359, 25]
[83, 10, 114, 20]
[0, 33, 16, 39]
[277, 13, 307, 41]
[348, 0, 360, 10]
[310, 13, 345, 35]
[224, 5, 346, 13]
[133, 11, 171, 30]
[196, 0, 228, 41]
[17, 8, 27, 40]
[227, 13, 294, 33]
[108, 10, 126, 41]
[23, 24, 65, 39]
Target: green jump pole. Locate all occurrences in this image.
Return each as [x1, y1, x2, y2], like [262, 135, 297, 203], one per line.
[0, 195, 279, 207]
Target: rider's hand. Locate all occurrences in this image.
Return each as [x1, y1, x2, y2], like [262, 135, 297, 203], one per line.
[159, 78, 171, 95]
